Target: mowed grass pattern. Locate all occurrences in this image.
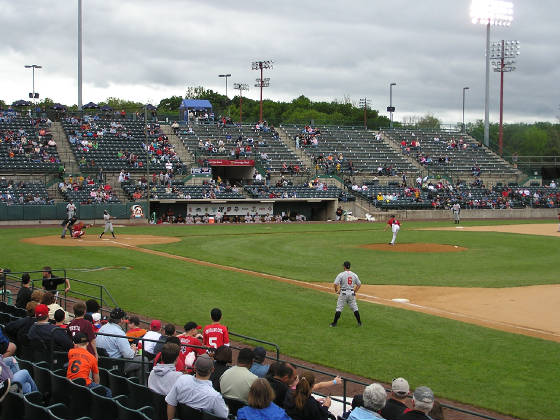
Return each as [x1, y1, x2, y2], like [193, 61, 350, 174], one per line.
[1, 220, 558, 419]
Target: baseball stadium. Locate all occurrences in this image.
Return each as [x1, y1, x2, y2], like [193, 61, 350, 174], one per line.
[1, 1, 560, 420]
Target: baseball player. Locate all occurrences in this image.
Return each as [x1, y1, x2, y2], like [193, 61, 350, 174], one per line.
[71, 221, 87, 238]
[61, 216, 78, 238]
[384, 214, 401, 246]
[66, 200, 76, 219]
[452, 203, 461, 224]
[99, 210, 116, 239]
[330, 261, 362, 327]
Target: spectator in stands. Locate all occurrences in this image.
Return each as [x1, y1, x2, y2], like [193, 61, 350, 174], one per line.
[0, 355, 38, 395]
[177, 321, 206, 364]
[85, 299, 100, 316]
[5, 301, 38, 349]
[341, 394, 364, 419]
[380, 377, 410, 419]
[41, 292, 69, 323]
[249, 346, 270, 378]
[148, 342, 183, 395]
[396, 386, 434, 420]
[142, 320, 162, 358]
[67, 332, 111, 396]
[166, 353, 229, 419]
[153, 323, 176, 355]
[126, 315, 147, 342]
[42, 266, 70, 295]
[348, 383, 386, 420]
[15, 272, 32, 309]
[0, 326, 16, 358]
[237, 378, 291, 420]
[27, 304, 73, 353]
[203, 308, 230, 349]
[266, 361, 296, 408]
[220, 347, 258, 404]
[210, 345, 232, 391]
[284, 371, 332, 420]
[67, 301, 98, 357]
[95, 307, 144, 377]
[53, 309, 67, 328]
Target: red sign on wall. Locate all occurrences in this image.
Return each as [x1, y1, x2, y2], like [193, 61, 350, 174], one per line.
[207, 159, 255, 166]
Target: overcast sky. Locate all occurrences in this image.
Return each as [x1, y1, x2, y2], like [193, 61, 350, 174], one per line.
[1, 0, 558, 124]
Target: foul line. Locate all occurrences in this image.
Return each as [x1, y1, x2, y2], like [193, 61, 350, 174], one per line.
[109, 240, 559, 342]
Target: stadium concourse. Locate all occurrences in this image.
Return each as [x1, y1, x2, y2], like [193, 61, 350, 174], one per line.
[1, 109, 558, 224]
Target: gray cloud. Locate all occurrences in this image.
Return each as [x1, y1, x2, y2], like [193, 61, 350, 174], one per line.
[0, 0, 558, 123]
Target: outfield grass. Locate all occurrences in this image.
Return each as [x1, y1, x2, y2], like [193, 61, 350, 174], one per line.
[2, 221, 559, 419]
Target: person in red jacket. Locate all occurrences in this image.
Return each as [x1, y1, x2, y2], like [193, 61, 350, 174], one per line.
[203, 308, 229, 349]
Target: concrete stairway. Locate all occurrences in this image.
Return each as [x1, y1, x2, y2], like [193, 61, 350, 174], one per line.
[52, 122, 81, 177]
[377, 130, 425, 175]
[161, 125, 195, 167]
[277, 127, 315, 171]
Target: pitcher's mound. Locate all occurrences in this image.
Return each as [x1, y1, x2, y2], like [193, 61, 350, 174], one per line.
[22, 235, 180, 247]
[360, 243, 467, 253]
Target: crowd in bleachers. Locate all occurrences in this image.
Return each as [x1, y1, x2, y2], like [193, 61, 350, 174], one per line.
[1, 266, 445, 420]
[63, 117, 185, 173]
[58, 175, 119, 205]
[0, 114, 61, 173]
[0, 178, 53, 205]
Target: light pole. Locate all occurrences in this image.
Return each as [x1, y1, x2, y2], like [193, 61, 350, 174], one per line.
[491, 40, 519, 156]
[462, 87, 470, 133]
[24, 64, 42, 104]
[252, 60, 273, 123]
[470, 0, 514, 147]
[388, 83, 396, 128]
[233, 83, 249, 124]
[144, 105, 150, 220]
[77, 0, 83, 111]
[218, 74, 231, 98]
[359, 98, 371, 130]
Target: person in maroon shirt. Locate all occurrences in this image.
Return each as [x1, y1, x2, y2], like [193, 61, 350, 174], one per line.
[67, 301, 98, 358]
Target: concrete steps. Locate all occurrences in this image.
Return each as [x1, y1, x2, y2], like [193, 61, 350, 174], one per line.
[277, 127, 315, 171]
[161, 125, 195, 166]
[52, 122, 81, 177]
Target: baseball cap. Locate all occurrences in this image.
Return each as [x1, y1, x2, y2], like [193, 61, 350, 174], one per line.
[413, 386, 434, 404]
[184, 322, 201, 332]
[35, 304, 49, 318]
[150, 320, 162, 331]
[92, 313, 101, 322]
[73, 332, 89, 344]
[110, 307, 126, 320]
[392, 377, 409, 395]
[194, 354, 214, 375]
[253, 346, 266, 363]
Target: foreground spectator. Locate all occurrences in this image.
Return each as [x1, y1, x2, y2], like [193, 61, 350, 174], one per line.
[67, 332, 111, 396]
[125, 316, 147, 342]
[284, 371, 332, 420]
[42, 266, 70, 295]
[397, 386, 434, 420]
[237, 378, 291, 420]
[0, 356, 38, 394]
[153, 323, 176, 355]
[27, 304, 72, 353]
[148, 342, 183, 395]
[67, 301, 98, 357]
[142, 319, 162, 358]
[249, 346, 269, 378]
[166, 353, 229, 419]
[15, 273, 32, 309]
[380, 377, 410, 419]
[210, 345, 232, 391]
[203, 308, 230, 349]
[220, 348, 258, 404]
[348, 383, 386, 420]
[5, 301, 38, 348]
[266, 361, 296, 408]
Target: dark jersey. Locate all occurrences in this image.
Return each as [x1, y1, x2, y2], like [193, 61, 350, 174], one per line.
[42, 276, 65, 293]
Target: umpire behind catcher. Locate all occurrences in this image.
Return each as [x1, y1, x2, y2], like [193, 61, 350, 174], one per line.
[330, 261, 362, 327]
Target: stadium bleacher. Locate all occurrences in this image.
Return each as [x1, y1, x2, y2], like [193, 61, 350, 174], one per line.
[121, 180, 245, 201]
[0, 116, 62, 173]
[0, 179, 52, 205]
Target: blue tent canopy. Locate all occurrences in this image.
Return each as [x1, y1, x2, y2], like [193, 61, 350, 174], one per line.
[179, 99, 212, 111]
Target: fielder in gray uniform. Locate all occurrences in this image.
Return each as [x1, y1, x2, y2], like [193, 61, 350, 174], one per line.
[99, 210, 116, 239]
[330, 261, 362, 327]
[452, 203, 461, 224]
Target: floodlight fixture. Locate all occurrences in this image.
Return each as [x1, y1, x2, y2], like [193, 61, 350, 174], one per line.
[218, 74, 232, 98]
[252, 60, 274, 123]
[24, 64, 42, 105]
[490, 40, 520, 156]
[470, 0, 514, 147]
[234, 83, 249, 123]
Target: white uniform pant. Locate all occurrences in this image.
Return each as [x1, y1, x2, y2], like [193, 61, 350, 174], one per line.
[336, 292, 359, 312]
[391, 224, 400, 244]
[103, 222, 113, 233]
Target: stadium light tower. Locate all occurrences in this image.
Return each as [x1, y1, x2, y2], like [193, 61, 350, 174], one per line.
[470, 0, 513, 147]
[233, 83, 249, 124]
[462, 86, 470, 133]
[491, 40, 519, 156]
[252, 60, 273, 123]
[218, 74, 231, 98]
[359, 98, 371, 130]
[388, 83, 396, 129]
[77, 0, 83, 111]
[24, 64, 42, 104]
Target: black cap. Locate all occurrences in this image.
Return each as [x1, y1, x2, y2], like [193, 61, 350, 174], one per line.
[73, 332, 89, 344]
[110, 307, 126, 320]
